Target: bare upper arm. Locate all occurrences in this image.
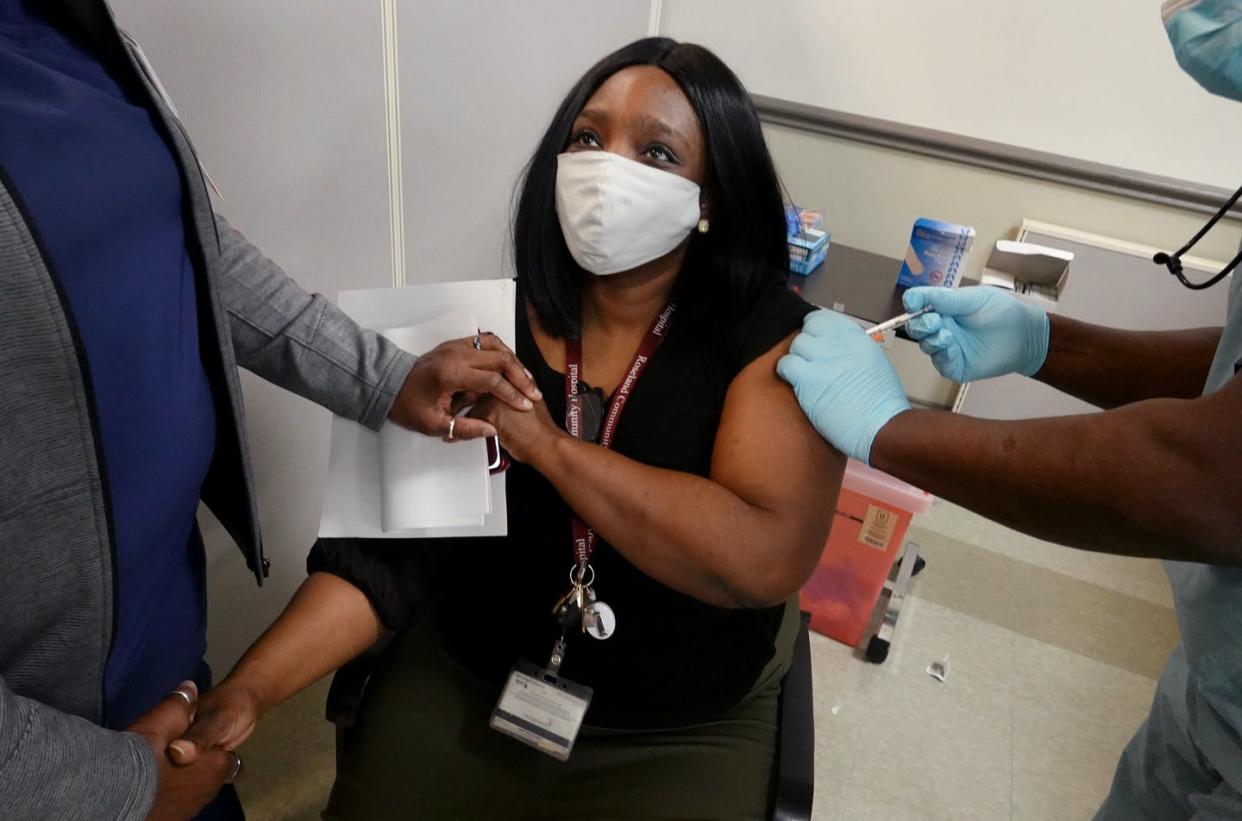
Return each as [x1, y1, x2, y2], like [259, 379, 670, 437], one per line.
[710, 331, 844, 555]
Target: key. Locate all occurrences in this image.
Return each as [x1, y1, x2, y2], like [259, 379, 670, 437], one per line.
[551, 585, 578, 617]
[555, 584, 583, 632]
[556, 598, 581, 632]
[577, 583, 595, 633]
[556, 600, 581, 633]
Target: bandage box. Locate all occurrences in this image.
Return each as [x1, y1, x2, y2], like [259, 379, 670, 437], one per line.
[896, 218, 976, 289]
[978, 240, 1073, 313]
[786, 205, 830, 276]
[800, 459, 933, 648]
[789, 228, 830, 275]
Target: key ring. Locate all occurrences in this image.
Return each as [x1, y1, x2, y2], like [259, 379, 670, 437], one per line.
[569, 563, 594, 588]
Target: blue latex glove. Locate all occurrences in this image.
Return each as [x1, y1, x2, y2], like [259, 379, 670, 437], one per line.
[778, 309, 911, 465]
[902, 286, 1050, 383]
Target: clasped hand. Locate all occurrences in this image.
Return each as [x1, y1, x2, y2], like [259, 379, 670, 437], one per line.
[388, 333, 543, 440]
[466, 392, 565, 465]
[401, 331, 563, 465]
[125, 681, 242, 821]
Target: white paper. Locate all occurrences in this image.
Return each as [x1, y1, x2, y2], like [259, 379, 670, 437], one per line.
[317, 279, 516, 539]
[378, 311, 489, 532]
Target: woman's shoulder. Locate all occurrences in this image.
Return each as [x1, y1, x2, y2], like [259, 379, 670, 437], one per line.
[718, 271, 813, 374]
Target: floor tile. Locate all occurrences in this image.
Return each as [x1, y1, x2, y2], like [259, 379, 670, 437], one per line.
[1009, 635, 1159, 821]
[812, 599, 1015, 821]
[1011, 632, 1161, 745]
[907, 528, 1178, 679]
[916, 500, 1172, 608]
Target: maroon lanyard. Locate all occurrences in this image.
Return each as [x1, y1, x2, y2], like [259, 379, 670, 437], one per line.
[564, 302, 676, 570]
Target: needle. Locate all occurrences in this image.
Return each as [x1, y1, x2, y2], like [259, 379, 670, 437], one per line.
[863, 306, 933, 337]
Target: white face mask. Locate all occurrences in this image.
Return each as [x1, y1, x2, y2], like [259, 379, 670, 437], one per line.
[555, 151, 702, 276]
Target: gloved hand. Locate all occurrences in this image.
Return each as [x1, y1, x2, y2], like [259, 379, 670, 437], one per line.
[902, 286, 1050, 383]
[777, 309, 910, 465]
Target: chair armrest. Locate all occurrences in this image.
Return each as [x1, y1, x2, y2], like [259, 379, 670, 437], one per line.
[771, 612, 815, 821]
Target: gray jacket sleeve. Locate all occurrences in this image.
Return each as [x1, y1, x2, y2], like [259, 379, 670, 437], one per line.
[0, 675, 158, 820]
[212, 213, 416, 431]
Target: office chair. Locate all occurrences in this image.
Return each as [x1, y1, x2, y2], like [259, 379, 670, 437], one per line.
[325, 613, 816, 821]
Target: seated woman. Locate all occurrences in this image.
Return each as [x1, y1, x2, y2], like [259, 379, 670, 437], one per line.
[182, 37, 843, 819]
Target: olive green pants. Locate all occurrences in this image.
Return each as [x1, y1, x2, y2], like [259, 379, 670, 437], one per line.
[325, 603, 798, 821]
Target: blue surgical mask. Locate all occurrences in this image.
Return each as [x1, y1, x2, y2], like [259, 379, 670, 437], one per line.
[1163, 0, 1242, 101]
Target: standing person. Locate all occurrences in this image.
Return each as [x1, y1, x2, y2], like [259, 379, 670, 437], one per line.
[778, 2, 1242, 817]
[0, 1, 539, 818]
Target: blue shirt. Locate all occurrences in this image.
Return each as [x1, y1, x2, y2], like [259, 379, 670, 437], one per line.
[0, 1, 216, 729]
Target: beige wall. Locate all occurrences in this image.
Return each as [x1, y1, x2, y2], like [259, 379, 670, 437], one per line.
[398, 2, 650, 284]
[662, 0, 1242, 189]
[765, 123, 1242, 278]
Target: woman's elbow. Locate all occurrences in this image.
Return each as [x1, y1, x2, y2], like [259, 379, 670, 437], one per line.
[718, 546, 822, 610]
[728, 587, 797, 610]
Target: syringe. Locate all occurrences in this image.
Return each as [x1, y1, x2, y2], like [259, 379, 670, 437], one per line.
[862, 305, 933, 337]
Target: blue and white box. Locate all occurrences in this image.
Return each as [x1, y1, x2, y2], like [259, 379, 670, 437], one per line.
[789, 227, 830, 276]
[786, 205, 829, 276]
[897, 218, 976, 288]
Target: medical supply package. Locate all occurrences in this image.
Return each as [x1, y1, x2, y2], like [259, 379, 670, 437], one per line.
[789, 227, 830, 275]
[896, 218, 976, 288]
[978, 239, 1073, 312]
[786, 205, 829, 276]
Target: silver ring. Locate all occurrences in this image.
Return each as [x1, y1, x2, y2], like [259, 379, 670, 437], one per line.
[447, 417, 456, 441]
[569, 563, 595, 588]
[226, 752, 243, 784]
[472, 335, 482, 350]
[171, 687, 194, 708]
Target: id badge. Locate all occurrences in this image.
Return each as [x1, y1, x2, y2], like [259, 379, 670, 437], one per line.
[489, 660, 592, 761]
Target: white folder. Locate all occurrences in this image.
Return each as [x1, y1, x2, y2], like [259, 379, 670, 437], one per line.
[317, 279, 515, 539]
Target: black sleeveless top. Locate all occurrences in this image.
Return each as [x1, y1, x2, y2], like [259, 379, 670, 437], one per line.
[310, 275, 813, 729]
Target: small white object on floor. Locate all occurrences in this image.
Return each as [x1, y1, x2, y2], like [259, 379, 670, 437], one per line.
[830, 703, 843, 716]
[927, 654, 951, 683]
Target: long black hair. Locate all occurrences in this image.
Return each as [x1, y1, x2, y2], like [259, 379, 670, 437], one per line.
[513, 37, 789, 339]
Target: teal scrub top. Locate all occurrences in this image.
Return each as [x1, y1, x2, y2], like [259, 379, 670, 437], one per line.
[1163, 262, 1242, 770]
